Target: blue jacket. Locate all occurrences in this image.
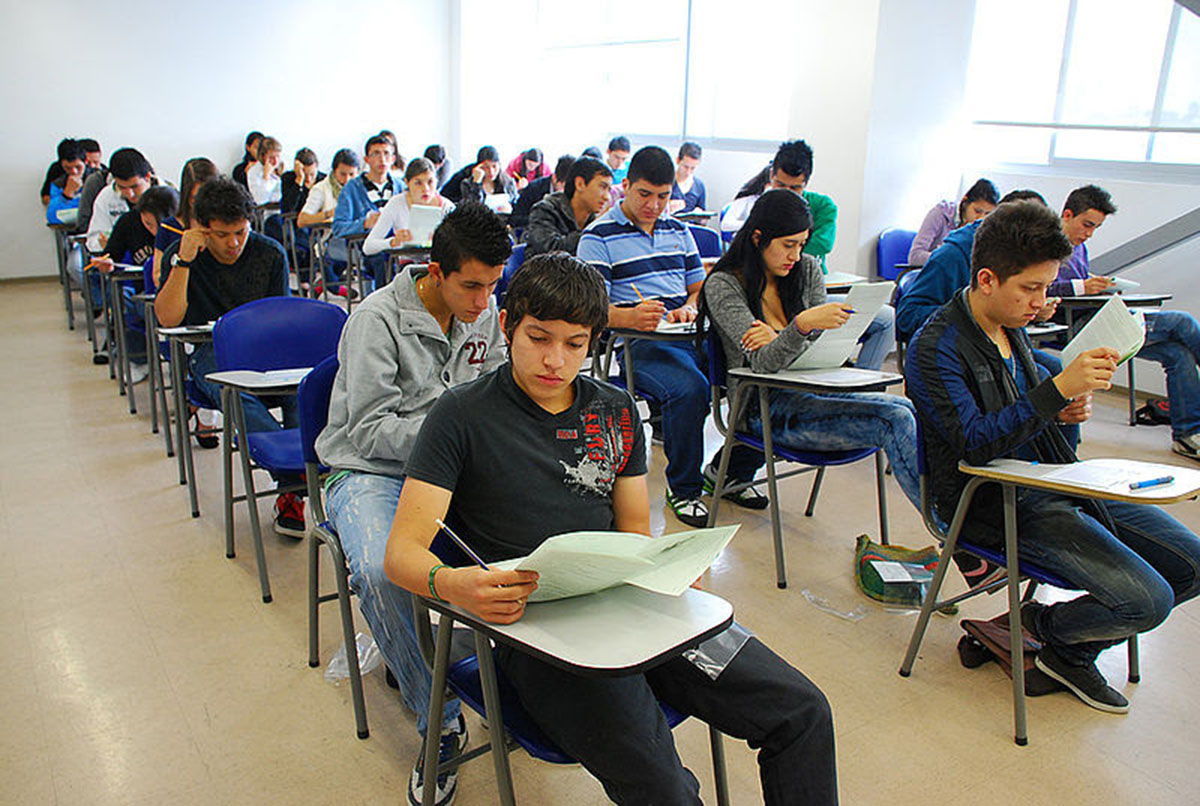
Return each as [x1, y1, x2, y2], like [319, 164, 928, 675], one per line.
[895, 220, 981, 342]
[46, 180, 80, 225]
[332, 174, 401, 240]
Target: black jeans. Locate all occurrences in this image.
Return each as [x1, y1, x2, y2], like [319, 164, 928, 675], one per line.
[497, 637, 837, 805]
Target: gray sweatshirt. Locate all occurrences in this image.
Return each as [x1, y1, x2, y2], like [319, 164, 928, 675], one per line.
[315, 266, 506, 477]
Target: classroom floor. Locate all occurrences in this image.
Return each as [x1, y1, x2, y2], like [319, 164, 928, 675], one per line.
[3, 277, 1198, 805]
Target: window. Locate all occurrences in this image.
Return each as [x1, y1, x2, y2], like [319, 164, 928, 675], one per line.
[966, 0, 1200, 166]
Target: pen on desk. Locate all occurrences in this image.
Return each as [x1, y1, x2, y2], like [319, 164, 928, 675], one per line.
[435, 518, 491, 570]
[1129, 476, 1174, 491]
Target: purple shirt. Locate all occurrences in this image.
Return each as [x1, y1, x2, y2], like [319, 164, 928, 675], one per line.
[1049, 243, 1089, 297]
[908, 200, 956, 266]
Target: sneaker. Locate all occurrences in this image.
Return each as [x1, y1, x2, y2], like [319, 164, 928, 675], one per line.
[1020, 601, 1048, 644]
[702, 464, 769, 510]
[408, 715, 468, 806]
[666, 491, 709, 528]
[1171, 433, 1200, 461]
[93, 350, 109, 365]
[129, 362, 149, 384]
[1034, 646, 1129, 713]
[273, 492, 306, 538]
[335, 284, 360, 300]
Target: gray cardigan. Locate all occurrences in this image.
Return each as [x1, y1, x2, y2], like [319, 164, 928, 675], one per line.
[315, 266, 506, 477]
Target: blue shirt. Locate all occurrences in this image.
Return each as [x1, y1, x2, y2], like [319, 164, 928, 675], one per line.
[577, 203, 704, 310]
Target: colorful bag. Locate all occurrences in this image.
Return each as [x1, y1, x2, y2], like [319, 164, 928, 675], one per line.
[854, 534, 940, 608]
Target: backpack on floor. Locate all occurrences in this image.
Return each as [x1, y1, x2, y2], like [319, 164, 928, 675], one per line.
[957, 613, 1064, 696]
[1135, 397, 1170, 426]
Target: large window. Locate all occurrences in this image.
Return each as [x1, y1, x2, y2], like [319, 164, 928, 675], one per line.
[966, 0, 1200, 166]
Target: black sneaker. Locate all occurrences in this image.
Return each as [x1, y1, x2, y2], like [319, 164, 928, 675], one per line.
[1020, 601, 1048, 644]
[666, 491, 709, 528]
[702, 464, 769, 510]
[1172, 433, 1200, 462]
[408, 715, 468, 806]
[1034, 646, 1129, 713]
[272, 493, 306, 539]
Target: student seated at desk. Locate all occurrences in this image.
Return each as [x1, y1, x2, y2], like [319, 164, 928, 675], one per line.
[578, 145, 711, 528]
[86, 147, 161, 254]
[363, 158, 455, 257]
[505, 146, 549, 190]
[905, 200, 1200, 713]
[383, 253, 838, 806]
[280, 147, 322, 216]
[333, 135, 400, 291]
[246, 135, 283, 206]
[1049, 184, 1200, 462]
[524, 156, 612, 258]
[907, 178, 999, 266]
[668, 141, 706, 215]
[605, 135, 631, 186]
[45, 138, 89, 224]
[317, 203, 510, 806]
[701, 189, 921, 511]
[424, 144, 451, 189]
[153, 158, 218, 288]
[443, 145, 518, 212]
[298, 148, 358, 295]
[155, 178, 302, 535]
[231, 130, 263, 190]
[509, 153, 574, 231]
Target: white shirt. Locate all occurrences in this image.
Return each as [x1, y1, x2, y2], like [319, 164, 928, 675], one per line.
[719, 194, 756, 234]
[86, 183, 131, 252]
[301, 176, 339, 217]
[246, 163, 282, 205]
[364, 194, 455, 255]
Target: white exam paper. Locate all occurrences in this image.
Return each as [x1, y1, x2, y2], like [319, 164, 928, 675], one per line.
[791, 282, 895, 370]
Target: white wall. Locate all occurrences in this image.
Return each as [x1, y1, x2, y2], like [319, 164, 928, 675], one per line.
[2, 0, 451, 280]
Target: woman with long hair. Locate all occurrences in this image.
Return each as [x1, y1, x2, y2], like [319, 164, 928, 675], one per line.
[908, 178, 1000, 265]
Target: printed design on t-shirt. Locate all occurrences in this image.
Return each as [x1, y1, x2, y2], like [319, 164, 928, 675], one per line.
[558, 400, 635, 498]
[463, 337, 488, 366]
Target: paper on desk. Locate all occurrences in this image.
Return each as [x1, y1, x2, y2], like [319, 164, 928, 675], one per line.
[823, 270, 866, 287]
[656, 320, 697, 333]
[483, 193, 511, 213]
[407, 204, 445, 248]
[1101, 277, 1140, 293]
[491, 525, 740, 602]
[262, 368, 311, 385]
[1041, 458, 1180, 491]
[790, 281, 895, 370]
[1060, 295, 1145, 367]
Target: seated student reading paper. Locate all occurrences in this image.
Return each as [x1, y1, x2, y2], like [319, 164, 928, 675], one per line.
[384, 252, 838, 806]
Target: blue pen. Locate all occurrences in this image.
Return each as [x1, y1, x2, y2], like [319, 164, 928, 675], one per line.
[435, 518, 491, 570]
[1129, 476, 1174, 491]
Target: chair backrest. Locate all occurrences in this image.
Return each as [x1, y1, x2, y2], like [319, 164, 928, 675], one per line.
[297, 353, 340, 466]
[718, 202, 735, 244]
[213, 296, 348, 372]
[705, 330, 728, 390]
[912, 418, 949, 540]
[688, 224, 722, 259]
[142, 257, 157, 295]
[495, 241, 527, 302]
[876, 228, 916, 280]
[894, 267, 922, 311]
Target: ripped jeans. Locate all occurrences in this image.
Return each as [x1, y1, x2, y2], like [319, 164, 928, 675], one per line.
[325, 471, 460, 736]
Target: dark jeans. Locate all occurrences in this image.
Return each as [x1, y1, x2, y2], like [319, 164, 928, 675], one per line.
[497, 637, 837, 805]
[1000, 490, 1200, 666]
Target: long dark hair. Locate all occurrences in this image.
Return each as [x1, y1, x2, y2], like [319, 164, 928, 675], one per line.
[701, 189, 814, 327]
[958, 177, 999, 224]
[178, 157, 218, 227]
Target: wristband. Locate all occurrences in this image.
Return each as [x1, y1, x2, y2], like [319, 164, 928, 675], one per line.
[428, 563, 449, 602]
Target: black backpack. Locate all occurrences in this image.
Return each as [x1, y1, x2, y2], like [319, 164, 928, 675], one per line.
[1136, 397, 1170, 426]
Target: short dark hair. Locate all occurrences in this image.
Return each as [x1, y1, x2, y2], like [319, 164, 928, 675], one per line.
[581, 146, 603, 160]
[552, 154, 577, 183]
[193, 177, 255, 226]
[178, 157, 219, 226]
[503, 252, 609, 347]
[424, 144, 446, 164]
[57, 138, 85, 164]
[78, 138, 100, 154]
[678, 141, 702, 161]
[999, 188, 1046, 206]
[475, 145, 500, 164]
[625, 146, 674, 187]
[564, 157, 612, 200]
[404, 157, 435, 182]
[137, 185, 180, 222]
[109, 148, 153, 181]
[364, 134, 392, 155]
[1063, 184, 1116, 217]
[430, 202, 512, 276]
[245, 131, 264, 148]
[332, 148, 360, 171]
[294, 147, 318, 166]
[772, 140, 814, 181]
[971, 200, 1072, 287]
[608, 136, 631, 153]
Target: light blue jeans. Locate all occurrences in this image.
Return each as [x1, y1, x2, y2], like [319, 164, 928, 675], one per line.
[325, 471, 461, 737]
[826, 296, 895, 371]
[1139, 310, 1200, 440]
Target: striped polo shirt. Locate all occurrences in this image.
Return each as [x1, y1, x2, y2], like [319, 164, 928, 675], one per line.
[577, 203, 704, 310]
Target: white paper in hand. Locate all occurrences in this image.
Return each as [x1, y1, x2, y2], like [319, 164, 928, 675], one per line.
[1060, 295, 1146, 367]
[407, 204, 445, 247]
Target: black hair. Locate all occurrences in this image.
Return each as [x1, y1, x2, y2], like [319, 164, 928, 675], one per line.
[245, 131, 264, 148]
[57, 138, 85, 164]
[971, 200, 1072, 287]
[737, 141, 813, 198]
[109, 147, 153, 181]
[581, 146, 603, 159]
[998, 188, 1046, 206]
[404, 157, 435, 183]
[193, 177, 255, 226]
[608, 136, 631, 153]
[702, 189, 814, 325]
[78, 138, 100, 154]
[1063, 184, 1117, 217]
[294, 147, 318, 166]
[959, 178, 1000, 222]
[430, 202, 512, 276]
[378, 130, 405, 171]
[522, 147, 544, 165]
[678, 141, 702, 161]
[475, 145, 500, 164]
[552, 154, 577, 183]
[625, 146, 674, 187]
[424, 144, 446, 164]
[137, 185, 180, 222]
[503, 253, 609, 347]
[564, 157, 612, 200]
[364, 134, 392, 156]
[332, 148, 360, 171]
[178, 157, 219, 226]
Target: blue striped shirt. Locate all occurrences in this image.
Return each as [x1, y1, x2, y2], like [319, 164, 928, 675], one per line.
[577, 203, 704, 310]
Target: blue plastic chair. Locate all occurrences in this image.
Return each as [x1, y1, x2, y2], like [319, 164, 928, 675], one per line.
[893, 266, 923, 367]
[876, 228, 916, 280]
[717, 202, 735, 245]
[213, 296, 347, 603]
[705, 333, 889, 588]
[688, 224, 722, 260]
[898, 421, 1139, 745]
[494, 242, 527, 304]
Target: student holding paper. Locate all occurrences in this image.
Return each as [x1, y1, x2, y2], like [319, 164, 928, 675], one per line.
[700, 190, 922, 511]
[363, 157, 455, 257]
[906, 200, 1200, 714]
[384, 252, 838, 806]
[1050, 184, 1200, 461]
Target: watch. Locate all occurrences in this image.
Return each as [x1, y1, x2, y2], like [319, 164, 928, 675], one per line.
[171, 253, 192, 269]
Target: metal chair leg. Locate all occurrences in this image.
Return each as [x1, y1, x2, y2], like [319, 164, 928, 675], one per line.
[332, 540, 369, 739]
[1128, 635, 1140, 683]
[759, 387, 787, 589]
[804, 467, 825, 517]
[422, 619, 457, 806]
[709, 727, 730, 806]
[476, 631, 517, 806]
[308, 531, 321, 668]
[231, 394, 272, 603]
[875, 451, 890, 545]
[1002, 484, 1028, 746]
[221, 387, 235, 559]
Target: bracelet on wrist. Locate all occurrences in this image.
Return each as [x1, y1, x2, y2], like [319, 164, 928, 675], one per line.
[428, 563, 449, 602]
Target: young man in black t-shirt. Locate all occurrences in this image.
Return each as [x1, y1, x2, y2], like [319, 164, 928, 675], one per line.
[384, 253, 837, 805]
[156, 178, 302, 534]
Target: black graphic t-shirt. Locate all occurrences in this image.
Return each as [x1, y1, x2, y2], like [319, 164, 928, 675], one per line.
[405, 363, 647, 562]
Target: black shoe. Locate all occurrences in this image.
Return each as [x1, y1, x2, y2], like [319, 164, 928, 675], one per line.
[702, 464, 769, 510]
[1020, 601, 1048, 644]
[408, 715, 467, 806]
[1034, 646, 1129, 713]
[666, 491, 709, 528]
[385, 666, 399, 690]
